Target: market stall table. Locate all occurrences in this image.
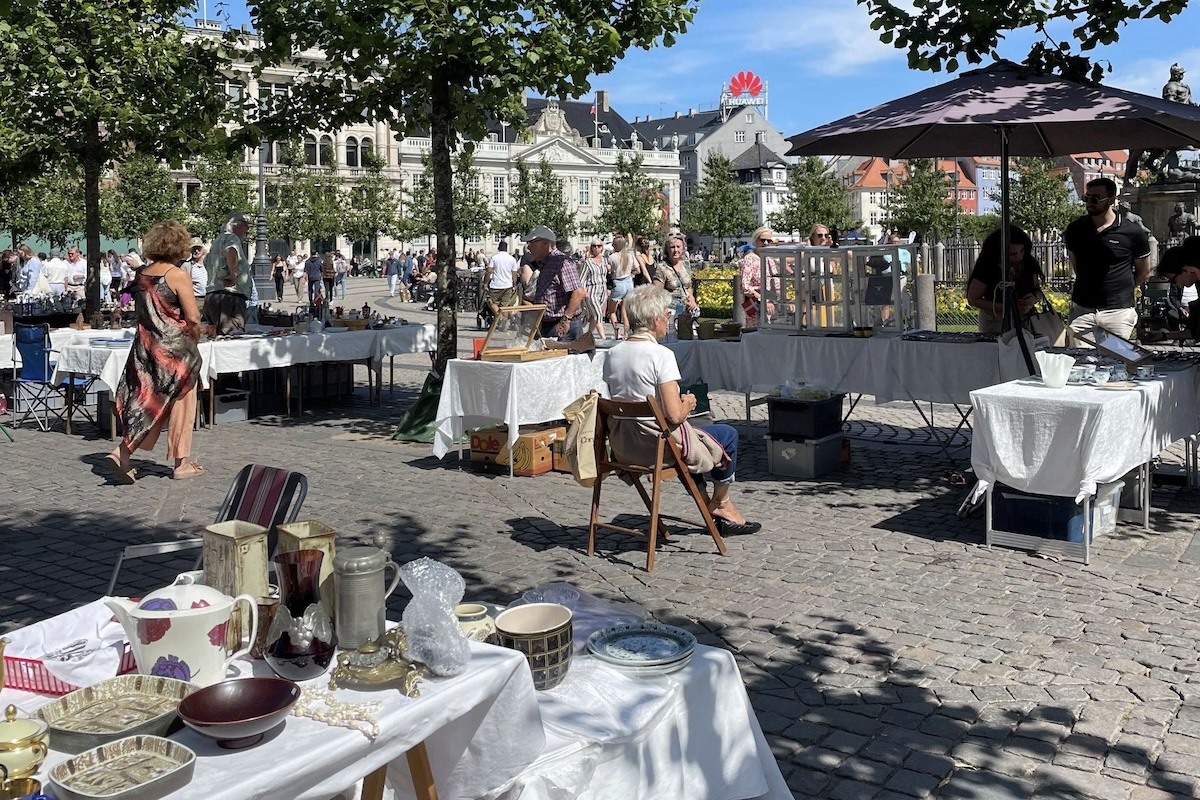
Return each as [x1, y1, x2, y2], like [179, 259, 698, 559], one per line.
[3, 611, 788, 800]
[434, 353, 610, 476]
[4, 642, 543, 800]
[970, 365, 1200, 562]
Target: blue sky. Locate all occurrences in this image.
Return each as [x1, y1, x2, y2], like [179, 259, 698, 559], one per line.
[211, 0, 1200, 142]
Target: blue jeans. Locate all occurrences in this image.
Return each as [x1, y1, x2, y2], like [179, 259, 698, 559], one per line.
[539, 317, 582, 342]
[695, 423, 737, 484]
[335, 273, 347, 299]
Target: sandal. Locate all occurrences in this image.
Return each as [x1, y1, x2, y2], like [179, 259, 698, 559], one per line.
[104, 454, 137, 485]
[173, 462, 205, 480]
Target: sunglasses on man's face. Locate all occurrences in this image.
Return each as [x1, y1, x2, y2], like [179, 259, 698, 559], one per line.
[1083, 194, 1112, 203]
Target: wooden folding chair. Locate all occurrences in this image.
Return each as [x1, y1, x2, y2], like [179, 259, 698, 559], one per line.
[588, 395, 726, 571]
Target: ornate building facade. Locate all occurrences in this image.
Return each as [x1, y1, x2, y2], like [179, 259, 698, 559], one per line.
[172, 26, 681, 258]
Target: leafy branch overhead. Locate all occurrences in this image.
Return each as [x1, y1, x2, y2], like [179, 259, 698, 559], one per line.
[859, 0, 1189, 81]
[249, 0, 697, 375]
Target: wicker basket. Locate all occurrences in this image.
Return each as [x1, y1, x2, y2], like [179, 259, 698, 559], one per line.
[331, 318, 370, 330]
[4, 647, 138, 695]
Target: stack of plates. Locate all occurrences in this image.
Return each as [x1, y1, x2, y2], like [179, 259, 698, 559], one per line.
[586, 623, 696, 677]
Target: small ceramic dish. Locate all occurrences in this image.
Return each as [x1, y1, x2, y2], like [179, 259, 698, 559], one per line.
[34, 675, 196, 754]
[49, 735, 196, 800]
[176, 677, 299, 749]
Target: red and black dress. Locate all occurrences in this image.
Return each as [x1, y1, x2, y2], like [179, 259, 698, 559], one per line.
[116, 272, 202, 449]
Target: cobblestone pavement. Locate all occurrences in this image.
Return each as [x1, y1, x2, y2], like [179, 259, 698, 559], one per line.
[5, 275, 1200, 799]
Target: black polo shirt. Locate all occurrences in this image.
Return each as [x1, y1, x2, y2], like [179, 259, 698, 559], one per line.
[1063, 213, 1150, 310]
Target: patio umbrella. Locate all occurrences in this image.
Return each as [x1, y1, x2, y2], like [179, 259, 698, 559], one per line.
[786, 59, 1200, 363]
[839, 230, 868, 240]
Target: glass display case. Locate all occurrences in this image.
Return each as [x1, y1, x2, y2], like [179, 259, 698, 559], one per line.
[756, 244, 917, 335]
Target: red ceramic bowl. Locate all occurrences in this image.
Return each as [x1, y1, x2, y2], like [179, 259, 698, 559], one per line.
[177, 677, 300, 749]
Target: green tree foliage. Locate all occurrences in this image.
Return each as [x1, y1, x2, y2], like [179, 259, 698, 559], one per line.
[249, 0, 697, 373]
[861, 0, 1180, 81]
[680, 152, 757, 252]
[0, 0, 244, 315]
[190, 153, 254, 240]
[885, 159, 955, 241]
[266, 143, 347, 245]
[592, 154, 665, 239]
[497, 158, 575, 240]
[767, 156, 858, 236]
[1001, 158, 1083, 235]
[100, 152, 186, 241]
[959, 212, 1002, 241]
[344, 149, 404, 256]
[406, 151, 494, 245]
[0, 161, 86, 250]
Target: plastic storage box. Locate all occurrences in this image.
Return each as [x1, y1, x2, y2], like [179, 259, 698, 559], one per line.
[212, 391, 249, 424]
[991, 481, 1123, 543]
[767, 394, 846, 440]
[765, 433, 843, 479]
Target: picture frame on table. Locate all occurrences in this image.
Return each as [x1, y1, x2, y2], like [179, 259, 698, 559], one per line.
[1074, 329, 1153, 368]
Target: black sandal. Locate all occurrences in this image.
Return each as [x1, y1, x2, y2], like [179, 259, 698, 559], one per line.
[714, 518, 762, 536]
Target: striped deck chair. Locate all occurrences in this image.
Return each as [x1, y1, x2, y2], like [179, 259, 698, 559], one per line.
[107, 464, 308, 594]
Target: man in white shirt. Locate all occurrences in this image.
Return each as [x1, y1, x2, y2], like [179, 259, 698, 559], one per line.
[187, 245, 208, 300]
[483, 240, 519, 314]
[333, 251, 349, 299]
[41, 247, 70, 296]
[64, 247, 88, 298]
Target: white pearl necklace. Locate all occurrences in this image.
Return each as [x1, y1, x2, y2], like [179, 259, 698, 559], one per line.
[292, 686, 383, 740]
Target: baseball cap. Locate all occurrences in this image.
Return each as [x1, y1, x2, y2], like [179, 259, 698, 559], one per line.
[522, 225, 556, 243]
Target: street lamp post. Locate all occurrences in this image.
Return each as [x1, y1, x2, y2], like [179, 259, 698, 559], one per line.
[252, 138, 274, 304]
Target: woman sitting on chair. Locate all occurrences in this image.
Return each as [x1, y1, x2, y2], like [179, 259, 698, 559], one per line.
[601, 285, 761, 536]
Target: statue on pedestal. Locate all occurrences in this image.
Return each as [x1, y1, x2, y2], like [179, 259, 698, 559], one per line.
[1126, 64, 1200, 184]
[1168, 202, 1198, 238]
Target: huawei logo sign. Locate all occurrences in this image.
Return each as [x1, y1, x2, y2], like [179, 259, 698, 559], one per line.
[729, 71, 763, 98]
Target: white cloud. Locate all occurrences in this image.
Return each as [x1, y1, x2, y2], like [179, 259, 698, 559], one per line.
[754, 0, 906, 76]
[1108, 48, 1200, 97]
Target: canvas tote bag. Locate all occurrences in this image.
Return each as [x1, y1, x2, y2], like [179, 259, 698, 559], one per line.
[562, 391, 599, 486]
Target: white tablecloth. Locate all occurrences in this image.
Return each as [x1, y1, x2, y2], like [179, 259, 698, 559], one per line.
[970, 366, 1200, 500]
[664, 340, 744, 392]
[502, 647, 791, 800]
[50, 325, 437, 392]
[1, 328, 134, 372]
[433, 354, 610, 459]
[737, 332, 1003, 405]
[5, 642, 544, 800]
[871, 338, 1002, 405]
[5, 618, 786, 800]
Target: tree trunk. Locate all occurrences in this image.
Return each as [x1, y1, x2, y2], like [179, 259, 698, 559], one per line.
[82, 119, 104, 320]
[430, 71, 457, 378]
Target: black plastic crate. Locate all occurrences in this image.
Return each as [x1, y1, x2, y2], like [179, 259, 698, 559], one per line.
[766, 394, 846, 440]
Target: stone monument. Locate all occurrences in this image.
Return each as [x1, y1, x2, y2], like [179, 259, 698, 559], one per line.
[1125, 64, 1200, 243]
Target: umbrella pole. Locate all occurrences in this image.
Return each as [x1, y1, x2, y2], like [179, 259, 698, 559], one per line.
[999, 125, 1036, 375]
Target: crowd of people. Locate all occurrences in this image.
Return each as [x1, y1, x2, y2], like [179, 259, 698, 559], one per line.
[0, 245, 152, 304]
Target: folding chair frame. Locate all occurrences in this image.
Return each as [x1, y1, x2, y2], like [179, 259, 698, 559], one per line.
[588, 394, 726, 571]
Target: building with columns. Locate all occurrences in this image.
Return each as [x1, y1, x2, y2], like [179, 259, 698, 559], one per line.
[171, 24, 681, 260]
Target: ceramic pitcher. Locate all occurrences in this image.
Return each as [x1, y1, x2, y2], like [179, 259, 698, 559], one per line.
[105, 575, 257, 688]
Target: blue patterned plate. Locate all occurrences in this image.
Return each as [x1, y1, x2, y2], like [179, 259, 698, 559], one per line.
[586, 623, 696, 667]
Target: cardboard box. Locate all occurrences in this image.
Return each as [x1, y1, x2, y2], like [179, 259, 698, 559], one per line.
[550, 437, 571, 474]
[470, 424, 567, 477]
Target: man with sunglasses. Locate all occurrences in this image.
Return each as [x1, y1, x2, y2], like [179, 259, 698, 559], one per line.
[1063, 178, 1151, 341]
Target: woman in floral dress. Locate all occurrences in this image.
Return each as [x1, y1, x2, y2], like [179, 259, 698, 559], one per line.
[106, 220, 205, 483]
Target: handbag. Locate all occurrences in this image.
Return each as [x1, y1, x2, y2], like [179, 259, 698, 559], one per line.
[1024, 304, 1067, 347]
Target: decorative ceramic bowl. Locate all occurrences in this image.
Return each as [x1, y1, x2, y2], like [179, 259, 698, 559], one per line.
[494, 603, 573, 691]
[176, 677, 300, 749]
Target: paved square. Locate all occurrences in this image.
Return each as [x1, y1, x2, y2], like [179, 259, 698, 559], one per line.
[6, 285, 1200, 799]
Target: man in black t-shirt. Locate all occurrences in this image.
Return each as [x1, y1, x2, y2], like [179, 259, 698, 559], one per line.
[1063, 177, 1151, 341]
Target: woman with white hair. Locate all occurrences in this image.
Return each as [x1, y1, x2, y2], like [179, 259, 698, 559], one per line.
[601, 285, 760, 536]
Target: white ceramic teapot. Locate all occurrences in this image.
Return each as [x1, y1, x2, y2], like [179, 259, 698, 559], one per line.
[105, 575, 257, 688]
